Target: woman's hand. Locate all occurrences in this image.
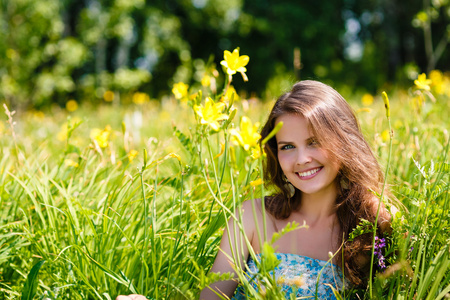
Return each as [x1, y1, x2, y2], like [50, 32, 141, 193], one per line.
[115, 295, 147, 300]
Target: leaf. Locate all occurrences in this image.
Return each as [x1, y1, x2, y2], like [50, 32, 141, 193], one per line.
[430, 183, 448, 200]
[173, 125, 194, 154]
[260, 242, 280, 272]
[103, 293, 113, 300]
[203, 271, 233, 287]
[21, 260, 45, 300]
[65, 143, 80, 155]
[418, 245, 449, 299]
[348, 219, 373, 242]
[271, 221, 305, 244]
[222, 107, 237, 129]
[413, 158, 428, 179]
[261, 121, 283, 146]
[435, 162, 450, 173]
[325, 283, 344, 300]
[395, 186, 423, 202]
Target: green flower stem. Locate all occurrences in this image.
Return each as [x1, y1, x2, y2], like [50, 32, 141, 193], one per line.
[139, 166, 149, 294]
[258, 157, 268, 244]
[369, 96, 393, 298]
[151, 166, 158, 298]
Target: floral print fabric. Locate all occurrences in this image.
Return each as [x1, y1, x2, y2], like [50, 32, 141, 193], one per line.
[232, 253, 347, 300]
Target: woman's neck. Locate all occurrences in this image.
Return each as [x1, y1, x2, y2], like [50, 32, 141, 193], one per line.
[295, 190, 337, 226]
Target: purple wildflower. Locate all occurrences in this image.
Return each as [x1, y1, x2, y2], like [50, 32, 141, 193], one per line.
[374, 236, 387, 270]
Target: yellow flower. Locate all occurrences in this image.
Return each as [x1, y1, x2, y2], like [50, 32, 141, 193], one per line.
[412, 94, 425, 110]
[64, 159, 79, 168]
[172, 82, 189, 101]
[291, 276, 305, 287]
[229, 116, 261, 151]
[220, 48, 249, 80]
[90, 125, 111, 148]
[221, 86, 239, 103]
[214, 143, 225, 159]
[128, 149, 139, 162]
[394, 120, 403, 129]
[167, 152, 181, 161]
[361, 93, 374, 106]
[251, 147, 262, 160]
[66, 99, 78, 112]
[201, 74, 211, 87]
[414, 73, 432, 91]
[429, 70, 444, 94]
[276, 276, 286, 284]
[103, 90, 115, 102]
[381, 129, 390, 142]
[250, 178, 263, 187]
[132, 92, 150, 104]
[57, 117, 83, 142]
[194, 97, 228, 131]
[382, 91, 390, 118]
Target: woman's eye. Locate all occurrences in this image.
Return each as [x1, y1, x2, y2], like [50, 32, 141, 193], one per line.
[280, 144, 294, 150]
[308, 139, 319, 147]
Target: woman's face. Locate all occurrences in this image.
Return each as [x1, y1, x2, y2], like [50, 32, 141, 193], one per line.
[275, 114, 340, 197]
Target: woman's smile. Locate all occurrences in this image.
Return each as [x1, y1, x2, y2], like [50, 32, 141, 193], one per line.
[296, 166, 323, 179]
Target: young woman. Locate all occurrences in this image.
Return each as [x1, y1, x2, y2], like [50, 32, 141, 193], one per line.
[117, 80, 393, 300]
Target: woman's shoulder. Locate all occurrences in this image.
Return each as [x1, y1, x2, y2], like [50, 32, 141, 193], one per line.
[238, 199, 262, 221]
[240, 198, 261, 208]
[237, 199, 276, 231]
[240, 198, 274, 219]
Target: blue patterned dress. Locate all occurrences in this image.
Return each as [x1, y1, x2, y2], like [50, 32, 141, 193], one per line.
[231, 253, 348, 299]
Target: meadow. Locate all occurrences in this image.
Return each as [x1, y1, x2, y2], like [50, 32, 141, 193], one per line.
[0, 50, 449, 299]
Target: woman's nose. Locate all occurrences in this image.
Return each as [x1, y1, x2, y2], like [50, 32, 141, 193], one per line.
[296, 148, 312, 165]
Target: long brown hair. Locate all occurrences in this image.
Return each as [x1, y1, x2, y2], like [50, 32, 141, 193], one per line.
[260, 80, 391, 286]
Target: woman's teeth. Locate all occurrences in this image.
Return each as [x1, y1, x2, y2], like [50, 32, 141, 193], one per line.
[298, 167, 321, 177]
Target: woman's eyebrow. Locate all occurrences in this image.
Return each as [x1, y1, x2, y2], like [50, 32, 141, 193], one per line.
[277, 136, 316, 144]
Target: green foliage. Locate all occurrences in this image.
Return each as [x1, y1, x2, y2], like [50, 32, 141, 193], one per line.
[348, 219, 373, 242]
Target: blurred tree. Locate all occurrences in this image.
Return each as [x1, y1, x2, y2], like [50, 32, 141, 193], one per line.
[0, 0, 88, 108]
[76, 0, 152, 101]
[0, 0, 448, 108]
[231, 0, 346, 95]
[411, 0, 450, 72]
[339, 0, 449, 92]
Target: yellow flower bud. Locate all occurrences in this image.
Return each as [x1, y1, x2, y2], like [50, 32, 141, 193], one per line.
[382, 91, 390, 118]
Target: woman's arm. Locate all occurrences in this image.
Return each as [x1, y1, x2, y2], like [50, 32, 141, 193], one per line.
[199, 200, 258, 300]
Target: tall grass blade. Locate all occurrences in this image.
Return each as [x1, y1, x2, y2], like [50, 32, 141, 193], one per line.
[21, 260, 45, 300]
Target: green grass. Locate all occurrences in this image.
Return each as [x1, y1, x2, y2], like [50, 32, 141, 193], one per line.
[0, 78, 449, 299]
